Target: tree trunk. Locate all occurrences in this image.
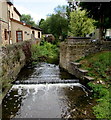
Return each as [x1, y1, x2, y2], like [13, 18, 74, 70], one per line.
[99, 26, 104, 41]
[99, 7, 104, 42]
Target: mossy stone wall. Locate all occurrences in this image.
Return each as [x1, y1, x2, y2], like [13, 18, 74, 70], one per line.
[0, 40, 33, 102]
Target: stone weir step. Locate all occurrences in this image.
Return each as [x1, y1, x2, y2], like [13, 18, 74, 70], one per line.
[13, 79, 79, 85]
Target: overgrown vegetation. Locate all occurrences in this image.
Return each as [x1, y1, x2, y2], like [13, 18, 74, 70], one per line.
[78, 51, 111, 119]
[31, 41, 59, 64]
[69, 9, 96, 37]
[88, 82, 110, 119]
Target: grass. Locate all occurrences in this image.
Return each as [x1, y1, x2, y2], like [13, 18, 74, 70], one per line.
[78, 51, 111, 119]
[79, 51, 111, 82]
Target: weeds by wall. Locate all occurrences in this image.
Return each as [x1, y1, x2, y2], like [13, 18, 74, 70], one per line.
[79, 51, 111, 119]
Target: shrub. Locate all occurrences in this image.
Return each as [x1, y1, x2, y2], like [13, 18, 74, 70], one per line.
[31, 41, 59, 63]
[69, 9, 96, 37]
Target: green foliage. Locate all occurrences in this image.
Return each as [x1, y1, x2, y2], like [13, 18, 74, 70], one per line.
[69, 9, 96, 37]
[88, 82, 111, 119]
[80, 2, 111, 29]
[39, 19, 45, 26]
[80, 2, 111, 39]
[79, 51, 111, 119]
[80, 51, 111, 81]
[31, 42, 59, 63]
[20, 14, 38, 27]
[39, 13, 68, 41]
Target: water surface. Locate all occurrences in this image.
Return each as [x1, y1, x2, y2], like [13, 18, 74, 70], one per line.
[2, 63, 95, 119]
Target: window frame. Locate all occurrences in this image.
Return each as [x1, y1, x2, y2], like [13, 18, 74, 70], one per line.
[38, 32, 40, 38]
[16, 31, 23, 42]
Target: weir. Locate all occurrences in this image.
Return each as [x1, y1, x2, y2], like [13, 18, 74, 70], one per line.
[1, 62, 96, 119]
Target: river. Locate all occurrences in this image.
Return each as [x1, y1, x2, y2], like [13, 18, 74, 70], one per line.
[2, 62, 95, 119]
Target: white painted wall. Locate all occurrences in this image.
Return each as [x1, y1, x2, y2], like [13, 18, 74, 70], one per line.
[106, 29, 111, 36]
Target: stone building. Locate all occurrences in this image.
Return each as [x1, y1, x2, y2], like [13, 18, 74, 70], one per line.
[0, 0, 42, 46]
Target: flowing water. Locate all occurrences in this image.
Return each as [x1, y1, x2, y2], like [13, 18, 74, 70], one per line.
[2, 62, 95, 119]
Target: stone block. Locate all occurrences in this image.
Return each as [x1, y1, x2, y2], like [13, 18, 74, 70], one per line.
[84, 76, 95, 81]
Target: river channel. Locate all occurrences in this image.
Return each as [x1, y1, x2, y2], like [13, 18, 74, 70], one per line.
[2, 62, 95, 119]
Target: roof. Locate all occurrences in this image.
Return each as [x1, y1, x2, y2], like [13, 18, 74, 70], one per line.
[10, 18, 42, 32]
[7, 0, 21, 16]
[10, 18, 31, 28]
[14, 7, 21, 17]
[31, 26, 42, 31]
[7, 0, 13, 5]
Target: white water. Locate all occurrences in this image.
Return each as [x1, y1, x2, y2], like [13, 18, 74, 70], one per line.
[2, 63, 95, 119]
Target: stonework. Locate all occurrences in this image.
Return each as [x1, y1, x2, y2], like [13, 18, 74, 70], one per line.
[60, 40, 111, 79]
[1, 21, 9, 45]
[0, 40, 33, 101]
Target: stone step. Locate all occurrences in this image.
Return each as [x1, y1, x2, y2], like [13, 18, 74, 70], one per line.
[84, 76, 94, 81]
[78, 68, 88, 73]
[70, 62, 81, 67]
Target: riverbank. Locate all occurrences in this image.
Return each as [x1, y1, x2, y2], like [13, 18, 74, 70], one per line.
[0, 41, 59, 103]
[0, 40, 34, 102]
[78, 51, 111, 119]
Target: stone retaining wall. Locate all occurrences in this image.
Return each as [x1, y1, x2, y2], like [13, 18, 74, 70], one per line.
[60, 41, 111, 79]
[0, 40, 34, 102]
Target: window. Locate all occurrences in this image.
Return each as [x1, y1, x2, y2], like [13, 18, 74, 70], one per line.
[16, 31, 23, 42]
[32, 31, 35, 35]
[8, 11, 10, 18]
[12, 13, 13, 18]
[38, 32, 40, 38]
[32, 31, 35, 38]
[4, 29, 7, 40]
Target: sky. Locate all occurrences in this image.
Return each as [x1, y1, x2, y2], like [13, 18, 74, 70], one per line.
[13, 0, 68, 23]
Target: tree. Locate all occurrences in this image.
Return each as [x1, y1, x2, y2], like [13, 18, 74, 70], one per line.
[80, 2, 111, 40]
[20, 14, 38, 27]
[39, 14, 68, 41]
[39, 17, 51, 34]
[39, 19, 45, 27]
[54, 5, 67, 18]
[66, 0, 81, 23]
[67, 0, 80, 12]
[68, 9, 96, 37]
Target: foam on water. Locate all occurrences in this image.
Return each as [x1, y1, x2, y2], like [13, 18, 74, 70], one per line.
[2, 63, 95, 119]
